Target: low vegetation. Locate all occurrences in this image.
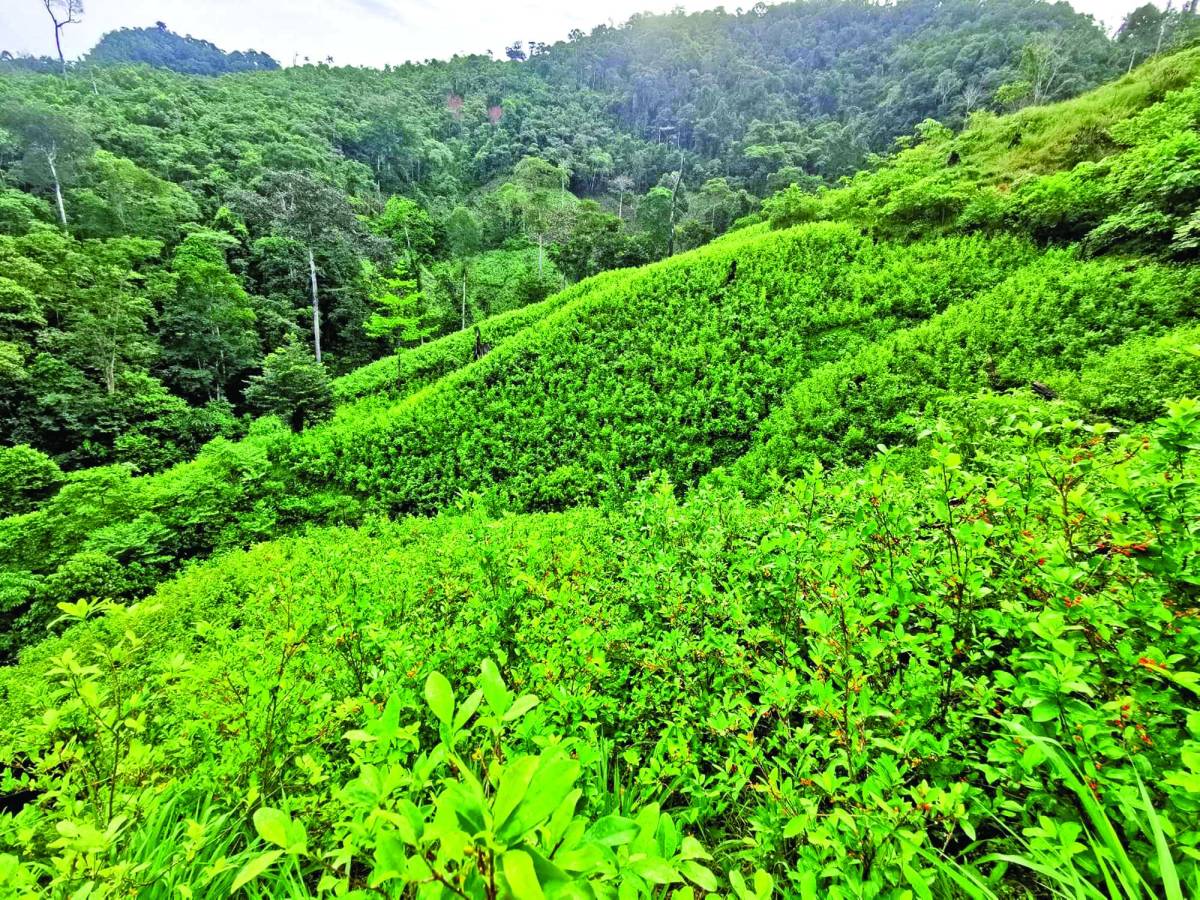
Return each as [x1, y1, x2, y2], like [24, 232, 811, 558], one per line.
[2, 6, 1200, 898]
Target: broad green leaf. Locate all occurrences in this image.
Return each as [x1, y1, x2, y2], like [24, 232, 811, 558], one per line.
[370, 833, 407, 886]
[479, 658, 512, 715]
[492, 755, 540, 837]
[555, 843, 608, 872]
[753, 869, 774, 898]
[587, 815, 639, 847]
[229, 850, 281, 894]
[500, 754, 581, 842]
[424, 671, 454, 726]
[901, 862, 933, 900]
[453, 688, 483, 731]
[631, 855, 680, 884]
[503, 693, 540, 722]
[1030, 702, 1058, 723]
[1020, 743, 1046, 769]
[679, 835, 711, 860]
[252, 808, 291, 850]
[1164, 771, 1200, 792]
[502, 849, 545, 900]
[729, 869, 751, 900]
[679, 859, 719, 891]
[545, 788, 582, 846]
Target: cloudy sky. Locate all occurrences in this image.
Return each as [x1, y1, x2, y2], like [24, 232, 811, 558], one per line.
[0, 0, 1162, 68]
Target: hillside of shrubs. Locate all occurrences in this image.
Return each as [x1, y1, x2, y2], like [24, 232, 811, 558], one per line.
[2, 32, 1200, 900]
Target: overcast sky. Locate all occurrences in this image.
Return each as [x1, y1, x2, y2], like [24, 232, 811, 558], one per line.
[0, 0, 1163, 69]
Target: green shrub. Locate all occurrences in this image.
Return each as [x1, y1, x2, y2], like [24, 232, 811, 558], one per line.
[0, 445, 62, 516]
[246, 336, 334, 432]
[3, 408, 1198, 896]
[1057, 324, 1200, 422]
[738, 251, 1200, 483]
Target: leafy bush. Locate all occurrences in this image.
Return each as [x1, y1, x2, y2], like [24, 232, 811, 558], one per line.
[246, 337, 334, 432]
[738, 251, 1200, 483]
[0, 222, 1035, 640]
[762, 48, 1200, 256]
[1056, 325, 1200, 422]
[330, 273, 617, 405]
[288, 226, 1032, 516]
[3, 408, 1198, 896]
[0, 445, 62, 516]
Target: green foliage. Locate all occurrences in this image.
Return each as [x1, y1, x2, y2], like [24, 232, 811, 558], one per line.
[0, 103, 91, 224]
[245, 336, 333, 432]
[531, 0, 1119, 178]
[0, 188, 52, 235]
[3, 23, 1200, 900]
[288, 226, 1032, 516]
[1056, 326, 1200, 423]
[737, 250, 1200, 482]
[68, 150, 200, 242]
[0, 445, 62, 517]
[3, 409, 1199, 896]
[85, 24, 279, 75]
[330, 274, 607, 405]
[0, 0, 1149, 473]
[361, 262, 431, 351]
[763, 47, 1200, 258]
[161, 229, 259, 401]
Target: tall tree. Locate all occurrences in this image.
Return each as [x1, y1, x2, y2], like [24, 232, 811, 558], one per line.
[513, 156, 574, 274]
[362, 261, 431, 354]
[245, 334, 332, 432]
[610, 174, 635, 221]
[41, 0, 83, 75]
[637, 186, 680, 259]
[160, 230, 259, 401]
[444, 206, 480, 330]
[374, 196, 436, 286]
[0, 103, 92, 228]
[234, 171, 369, 363]
[55, 238, 160, 395]
[68, 150, 200, 241]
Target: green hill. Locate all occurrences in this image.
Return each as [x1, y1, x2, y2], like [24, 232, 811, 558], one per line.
[2, 33, 1200, 900]
[0, 0, 1145, 479]
[84, 25, 279, 75]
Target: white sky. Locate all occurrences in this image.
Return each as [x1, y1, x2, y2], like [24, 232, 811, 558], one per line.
[0, 0, 1164, 69]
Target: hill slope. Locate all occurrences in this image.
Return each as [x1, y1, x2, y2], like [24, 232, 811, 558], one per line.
[2, 404, 1197, 896]
[7, 43, 1200, 657]
[2, 40, 1200, 900]
[0, 224, 1036, 657]
[84, 25, 279, 74]
[0, 0, 1165, 485]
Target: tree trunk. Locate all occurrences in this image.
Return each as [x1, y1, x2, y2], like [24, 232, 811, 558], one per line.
[46, 152, 67, 227]
[667, 167, 683, 258]
[53, 24, 66, 76]
[400, 220, 423, 291]
[461, 266, 467, 331]
[308, 247, 322, 363]
[1156, 2, 1173, 55]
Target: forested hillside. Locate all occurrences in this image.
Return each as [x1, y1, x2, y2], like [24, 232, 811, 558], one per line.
[85, 25, 280, 75]
[3, 1, 1200, 897]
[0, 0, 1167, 478]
